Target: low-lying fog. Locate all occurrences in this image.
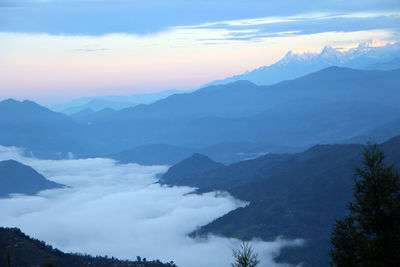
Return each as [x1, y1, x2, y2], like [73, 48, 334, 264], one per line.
[0, 146, 302, 267]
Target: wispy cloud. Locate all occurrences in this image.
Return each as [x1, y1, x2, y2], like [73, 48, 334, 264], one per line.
[174, 11, 400, 41]
[1, 2, 399, 100]
[183, 11, 400, 28]
[1, 1, 399, 35]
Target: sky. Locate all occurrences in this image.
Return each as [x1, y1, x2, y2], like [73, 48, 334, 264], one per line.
[0, 144, 304, 267]
[0, 0, 399, 102]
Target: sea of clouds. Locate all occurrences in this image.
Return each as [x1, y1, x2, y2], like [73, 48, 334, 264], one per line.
[0, 145, 303, 267]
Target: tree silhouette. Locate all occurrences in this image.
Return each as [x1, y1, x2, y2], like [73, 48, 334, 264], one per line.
[330, 141, 400, 266]
[231, 241, 260, 267]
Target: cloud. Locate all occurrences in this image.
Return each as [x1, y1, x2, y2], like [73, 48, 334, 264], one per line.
[177, 12, 400, 41]
[0, 0, 399, 35]
[0, 145, 303, 267]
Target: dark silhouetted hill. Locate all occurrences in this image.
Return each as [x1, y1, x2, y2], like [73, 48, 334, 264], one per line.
[0, 160, 64, 198]
[161, 154, 224, 186]
[0, 227, 176, 267]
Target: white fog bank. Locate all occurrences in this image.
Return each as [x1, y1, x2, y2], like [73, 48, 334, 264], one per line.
[0, 145, 303, 267]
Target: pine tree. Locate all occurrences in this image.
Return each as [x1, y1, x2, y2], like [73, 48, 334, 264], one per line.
[231, 241, 260, 267]
[330, 141, 400, 266]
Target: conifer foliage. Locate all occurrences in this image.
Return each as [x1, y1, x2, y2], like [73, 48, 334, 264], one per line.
[330, 141, 400, 266]
[231, 242, 260, 267]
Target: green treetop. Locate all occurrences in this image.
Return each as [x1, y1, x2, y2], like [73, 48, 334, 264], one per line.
[330, 141, 400, 266]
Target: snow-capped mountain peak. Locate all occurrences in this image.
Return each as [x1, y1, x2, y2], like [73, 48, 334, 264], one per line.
[318, 45, 344, 63]
[278, 50, 318, 65]
[346, 39, 394, 58]
[320, 45, 339, 57]
[205, 39, 400, 87]
[362, 39, 388, 48]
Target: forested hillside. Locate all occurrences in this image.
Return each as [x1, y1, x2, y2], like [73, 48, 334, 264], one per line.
[162, 136, 400, 265]
[0, 228, 176, 267]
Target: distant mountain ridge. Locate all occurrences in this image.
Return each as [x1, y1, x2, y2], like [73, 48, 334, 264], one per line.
[78, 67, 400, 150]
[45, 41, 399, 116]
[62, 99, 136, 115]
[363, 57, 400, 70]
[0, 160, 64, 197]
[109, 142, 302, 165]
[2, 67, 400, 158]
[345, 117, 400, 144]
[0, 99, 91, 158]
[48, 89, 186, 115]
[206, 40, 400, 86]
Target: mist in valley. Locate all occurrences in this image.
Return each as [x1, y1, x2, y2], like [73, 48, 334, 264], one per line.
[1, 1, 399, 266]
[0, 145, 302, 267]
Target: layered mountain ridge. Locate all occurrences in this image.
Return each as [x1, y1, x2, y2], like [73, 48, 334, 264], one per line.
[1, 67, 400, 160]
[161, 136, 400, 266]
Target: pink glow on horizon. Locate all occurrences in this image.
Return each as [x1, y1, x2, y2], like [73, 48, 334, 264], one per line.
[0, 29, 396, 103]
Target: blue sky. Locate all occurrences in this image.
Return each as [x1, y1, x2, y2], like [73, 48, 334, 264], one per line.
[0, 0, 399, 102]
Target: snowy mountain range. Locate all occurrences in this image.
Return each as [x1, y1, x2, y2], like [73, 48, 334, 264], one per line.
[206, 40, 400, 86]
[47, 40, 400, 115]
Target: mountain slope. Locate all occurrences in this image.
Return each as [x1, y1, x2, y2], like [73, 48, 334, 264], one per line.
[162, 136, 400, 266]
[161, 151, 295, 192]
[108, 142, 302, 166]
[79, 67, 400, 150]
[69, 107, 95, 120]
[0, 160, 64, 197]
[4, 67, 400, 156]
[344, 117, 400, 144]
[161, 153, 225, 185]
[0, 99, 90, 158]
[0, 227, 175, 267]
[109, 144, 194, 165]
[364, 57, 400, 70]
